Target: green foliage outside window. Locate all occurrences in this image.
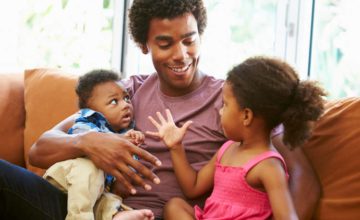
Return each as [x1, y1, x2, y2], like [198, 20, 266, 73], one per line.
[17, 0, 114, 72]
[311, 0, 360, 99]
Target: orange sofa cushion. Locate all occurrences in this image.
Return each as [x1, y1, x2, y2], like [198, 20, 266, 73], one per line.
[303, 97, 360, 220]
[24, 69, 78, 175]
[0, 73, 25, 167]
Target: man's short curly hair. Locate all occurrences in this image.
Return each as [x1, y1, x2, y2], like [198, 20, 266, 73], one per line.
[128, 0, 207, 47]
[76, 69, 120, 109]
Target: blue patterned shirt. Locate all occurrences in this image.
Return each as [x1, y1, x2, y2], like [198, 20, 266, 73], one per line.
[68, 108, 134, 134]
[68, 108, 135, 191]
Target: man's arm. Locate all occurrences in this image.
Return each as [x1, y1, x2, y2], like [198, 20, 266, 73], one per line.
[28, 114, 82, 168]
[29, 114, 161, 194]
[272, 134, 320, 220]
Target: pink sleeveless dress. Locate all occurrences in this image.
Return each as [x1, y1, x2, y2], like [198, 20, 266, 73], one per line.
[194, 140, 288, 220]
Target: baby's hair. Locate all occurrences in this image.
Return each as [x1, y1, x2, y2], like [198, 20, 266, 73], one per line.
[128, 0, 207, 47]
[226, 56, 327, 148]
[76, 69, 120, 109]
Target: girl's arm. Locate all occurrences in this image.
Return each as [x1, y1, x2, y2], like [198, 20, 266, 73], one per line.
[258, 158, 298, 220]
[147, 109, 216, 198]
[170, 146, 217, 198]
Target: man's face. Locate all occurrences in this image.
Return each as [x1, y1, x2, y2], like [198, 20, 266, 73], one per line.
[145, 13, 202, 96]
[87, 81, 133, 132]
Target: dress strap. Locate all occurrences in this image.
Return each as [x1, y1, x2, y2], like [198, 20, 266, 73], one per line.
[242, 151, 289, 177]
[216, 140, 233, 163]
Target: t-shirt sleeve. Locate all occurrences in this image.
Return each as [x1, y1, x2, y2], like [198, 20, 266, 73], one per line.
[123, 75, 150, 98]
[271, 124, 284, 138]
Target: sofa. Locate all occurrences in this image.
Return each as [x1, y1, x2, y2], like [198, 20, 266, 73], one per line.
[0, 69, 359, 219]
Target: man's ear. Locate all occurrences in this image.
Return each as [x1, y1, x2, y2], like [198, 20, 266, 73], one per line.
[140, 44, 149, 54]
[243, 108, 253, 126]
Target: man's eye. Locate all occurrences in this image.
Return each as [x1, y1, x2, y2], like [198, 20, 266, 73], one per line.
[110, 99, 118, 105]
[158, 40, 172, 49]
[123, 95, 130, 103]
[159, 44, 170, 49]
[184, 40, 195, 46]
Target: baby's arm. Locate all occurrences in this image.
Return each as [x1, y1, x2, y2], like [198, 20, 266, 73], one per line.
[259, 158, 298, 220]
[147, 109, 216, 198]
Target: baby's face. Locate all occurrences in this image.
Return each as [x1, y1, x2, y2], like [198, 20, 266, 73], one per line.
[88, 81, 133, 132]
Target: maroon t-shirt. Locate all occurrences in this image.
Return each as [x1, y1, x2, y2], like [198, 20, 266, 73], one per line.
[124, 73, 227, 217]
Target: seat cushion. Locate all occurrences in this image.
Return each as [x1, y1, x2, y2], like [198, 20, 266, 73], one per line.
[24, 69, 78, 175]
[303, 97, 360, 220]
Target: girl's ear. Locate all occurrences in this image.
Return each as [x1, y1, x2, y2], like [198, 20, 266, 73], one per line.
[242, 108, 253, 126]
[140, 44, 149, 54]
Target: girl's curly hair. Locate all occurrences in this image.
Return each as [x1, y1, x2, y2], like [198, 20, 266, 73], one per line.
[226, 56, 327, 148]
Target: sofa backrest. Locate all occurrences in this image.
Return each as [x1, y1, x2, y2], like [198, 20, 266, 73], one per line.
[24, 69, 78, 175]
[0, 73, 25, 167]
[303, 97, 360, 220]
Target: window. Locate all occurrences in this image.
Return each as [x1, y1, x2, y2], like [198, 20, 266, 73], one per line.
[1, 0, 359, 98]
[200, 0, 284, 79]
[0, 0, 121, 74]
[310, 0, 360, 99]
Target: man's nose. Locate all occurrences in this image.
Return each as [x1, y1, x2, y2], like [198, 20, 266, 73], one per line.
[172, 43, 188, 61]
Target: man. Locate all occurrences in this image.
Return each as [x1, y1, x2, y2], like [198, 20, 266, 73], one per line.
[0, 0, 319, 219]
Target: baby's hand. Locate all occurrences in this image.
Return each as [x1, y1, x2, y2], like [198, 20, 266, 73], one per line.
[146, 109, 192, 149]
[124, 129, 145, 146]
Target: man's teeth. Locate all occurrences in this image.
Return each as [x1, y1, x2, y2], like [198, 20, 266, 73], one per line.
[170, 65, 189, 72]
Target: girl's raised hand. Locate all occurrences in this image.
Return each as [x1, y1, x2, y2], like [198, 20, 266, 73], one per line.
[146, 109, 192, 149]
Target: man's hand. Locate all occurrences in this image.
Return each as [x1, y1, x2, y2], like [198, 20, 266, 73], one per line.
[79, 131, 161, 194]
[146, 109, 192, 149]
